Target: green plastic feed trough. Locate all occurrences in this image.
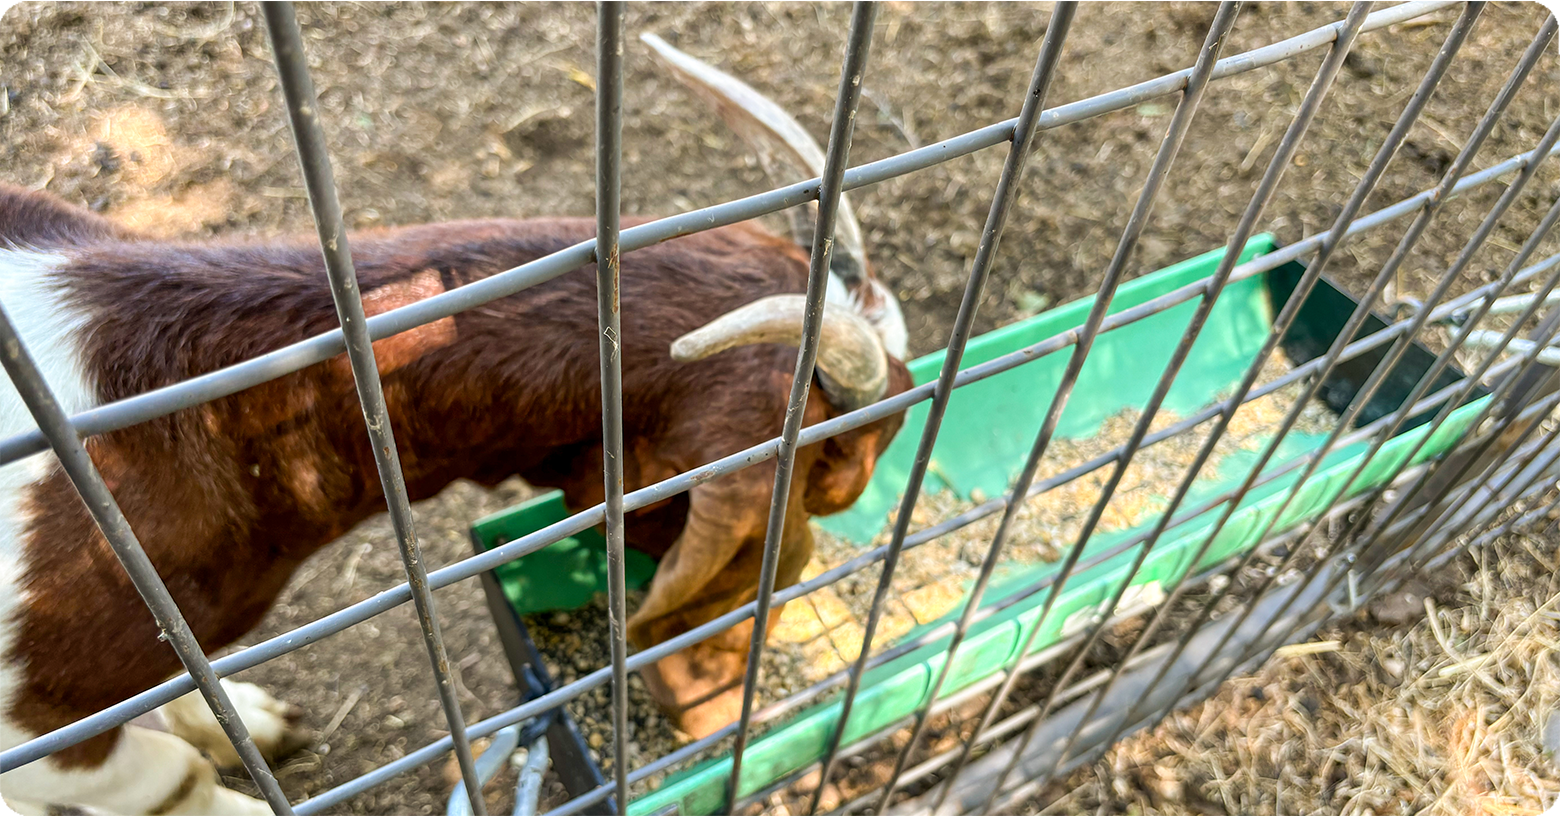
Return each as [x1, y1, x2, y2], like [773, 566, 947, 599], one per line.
[469, 235, 1489, 815]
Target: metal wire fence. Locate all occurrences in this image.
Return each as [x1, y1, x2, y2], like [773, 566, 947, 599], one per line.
[3, 1, 1560, 815]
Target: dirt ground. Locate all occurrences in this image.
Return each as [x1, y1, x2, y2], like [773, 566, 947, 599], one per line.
[3, 2, 1559, 814]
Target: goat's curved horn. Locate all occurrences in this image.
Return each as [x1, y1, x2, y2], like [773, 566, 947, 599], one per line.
[671, 295, 888, 411]
[641, 32, 869, 293]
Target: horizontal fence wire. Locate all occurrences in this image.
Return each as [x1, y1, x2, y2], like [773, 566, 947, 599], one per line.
[1205, 419, 1560, 731]
[1366, 308, 1560, 583]
[1100, 15, 1560, 760]
[895, 403, 1560, 815]
[15, 10, 1538, 776]
[295, 311, 1559, 812]
[551, 499, 1341, 816]
[9, 217, 1548, 782]
[0, 218, 297, 808]
[4, 168, 1553, 792]
[1338, 164, 1560, 586]
[849, 400, 1560, 815]
[1069, 9, 1558, 771]
[538, 372, 1536, 816]
[1250, 199, 1560, 686]
[974, 6, 1377, 807]
[7, 4, 1556, 815]
[5, 166, 1557, 782]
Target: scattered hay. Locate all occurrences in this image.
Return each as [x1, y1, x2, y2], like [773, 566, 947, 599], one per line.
[1036, 519, 1560, 816]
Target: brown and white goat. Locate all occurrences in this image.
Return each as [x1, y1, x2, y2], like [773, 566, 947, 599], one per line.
[0, 38, 910, 816]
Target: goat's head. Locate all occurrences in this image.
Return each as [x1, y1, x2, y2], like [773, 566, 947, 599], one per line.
[643, 33, 910, 414]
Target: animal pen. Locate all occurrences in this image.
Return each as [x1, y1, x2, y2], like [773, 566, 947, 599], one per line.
[3, 1, 1560, 814]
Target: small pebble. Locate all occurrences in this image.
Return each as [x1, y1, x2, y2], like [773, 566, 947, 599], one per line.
[1369, 581, 1432, 627]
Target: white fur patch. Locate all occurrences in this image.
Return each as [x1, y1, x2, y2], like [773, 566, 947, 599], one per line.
[0, 249, 98, 439]
[865, 279, 910, 361]
[828, 274, 909, 362]
[825, 270, 853, 311]
[0, 248, 99, 809]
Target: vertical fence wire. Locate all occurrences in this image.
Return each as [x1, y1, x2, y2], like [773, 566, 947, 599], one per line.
[954, 390, 1560, 814]
[0, 251, 297, 813]
[260, 4, 486, 814]
[1151, 88, 1560, 727]
[1434, 423, 1560, 553]
[999, 2, 1489, 793]
[1236, 419, 1560, 706]
[725, 2, 879, 805]
[1104, 10, 1558, 752]
[1372, 363, 1560, 574]
[1408, 412, 1560, 565]
[909, 442, 1497, 815]
[1465, 435, 1560, 542]
[1182, 211, 1560, 758]
[1537, 491, 1560, 538]
[595, 3, 629, 813]
[1082, 11, 1555, 757]
[273, 247, 1560, 812]
[0, 3, 1458, 477]
[875, 3, 1244, 808]
[967, 5, 1374, 808]
[806, 6, 1079, 812]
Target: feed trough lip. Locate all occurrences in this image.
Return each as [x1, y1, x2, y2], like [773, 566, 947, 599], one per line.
[469, 234, 1494, 816]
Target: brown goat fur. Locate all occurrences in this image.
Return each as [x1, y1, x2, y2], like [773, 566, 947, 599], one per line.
[0, 184, 910, 807]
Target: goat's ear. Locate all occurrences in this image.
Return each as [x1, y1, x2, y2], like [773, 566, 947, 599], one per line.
[640, 32, 868, 290]
[355, 270, 457, 374]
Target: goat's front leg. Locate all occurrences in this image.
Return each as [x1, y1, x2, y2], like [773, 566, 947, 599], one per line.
[626, 464, 815, 739]
[0, 723, 272, 816]
[155, 679, 308, 769]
